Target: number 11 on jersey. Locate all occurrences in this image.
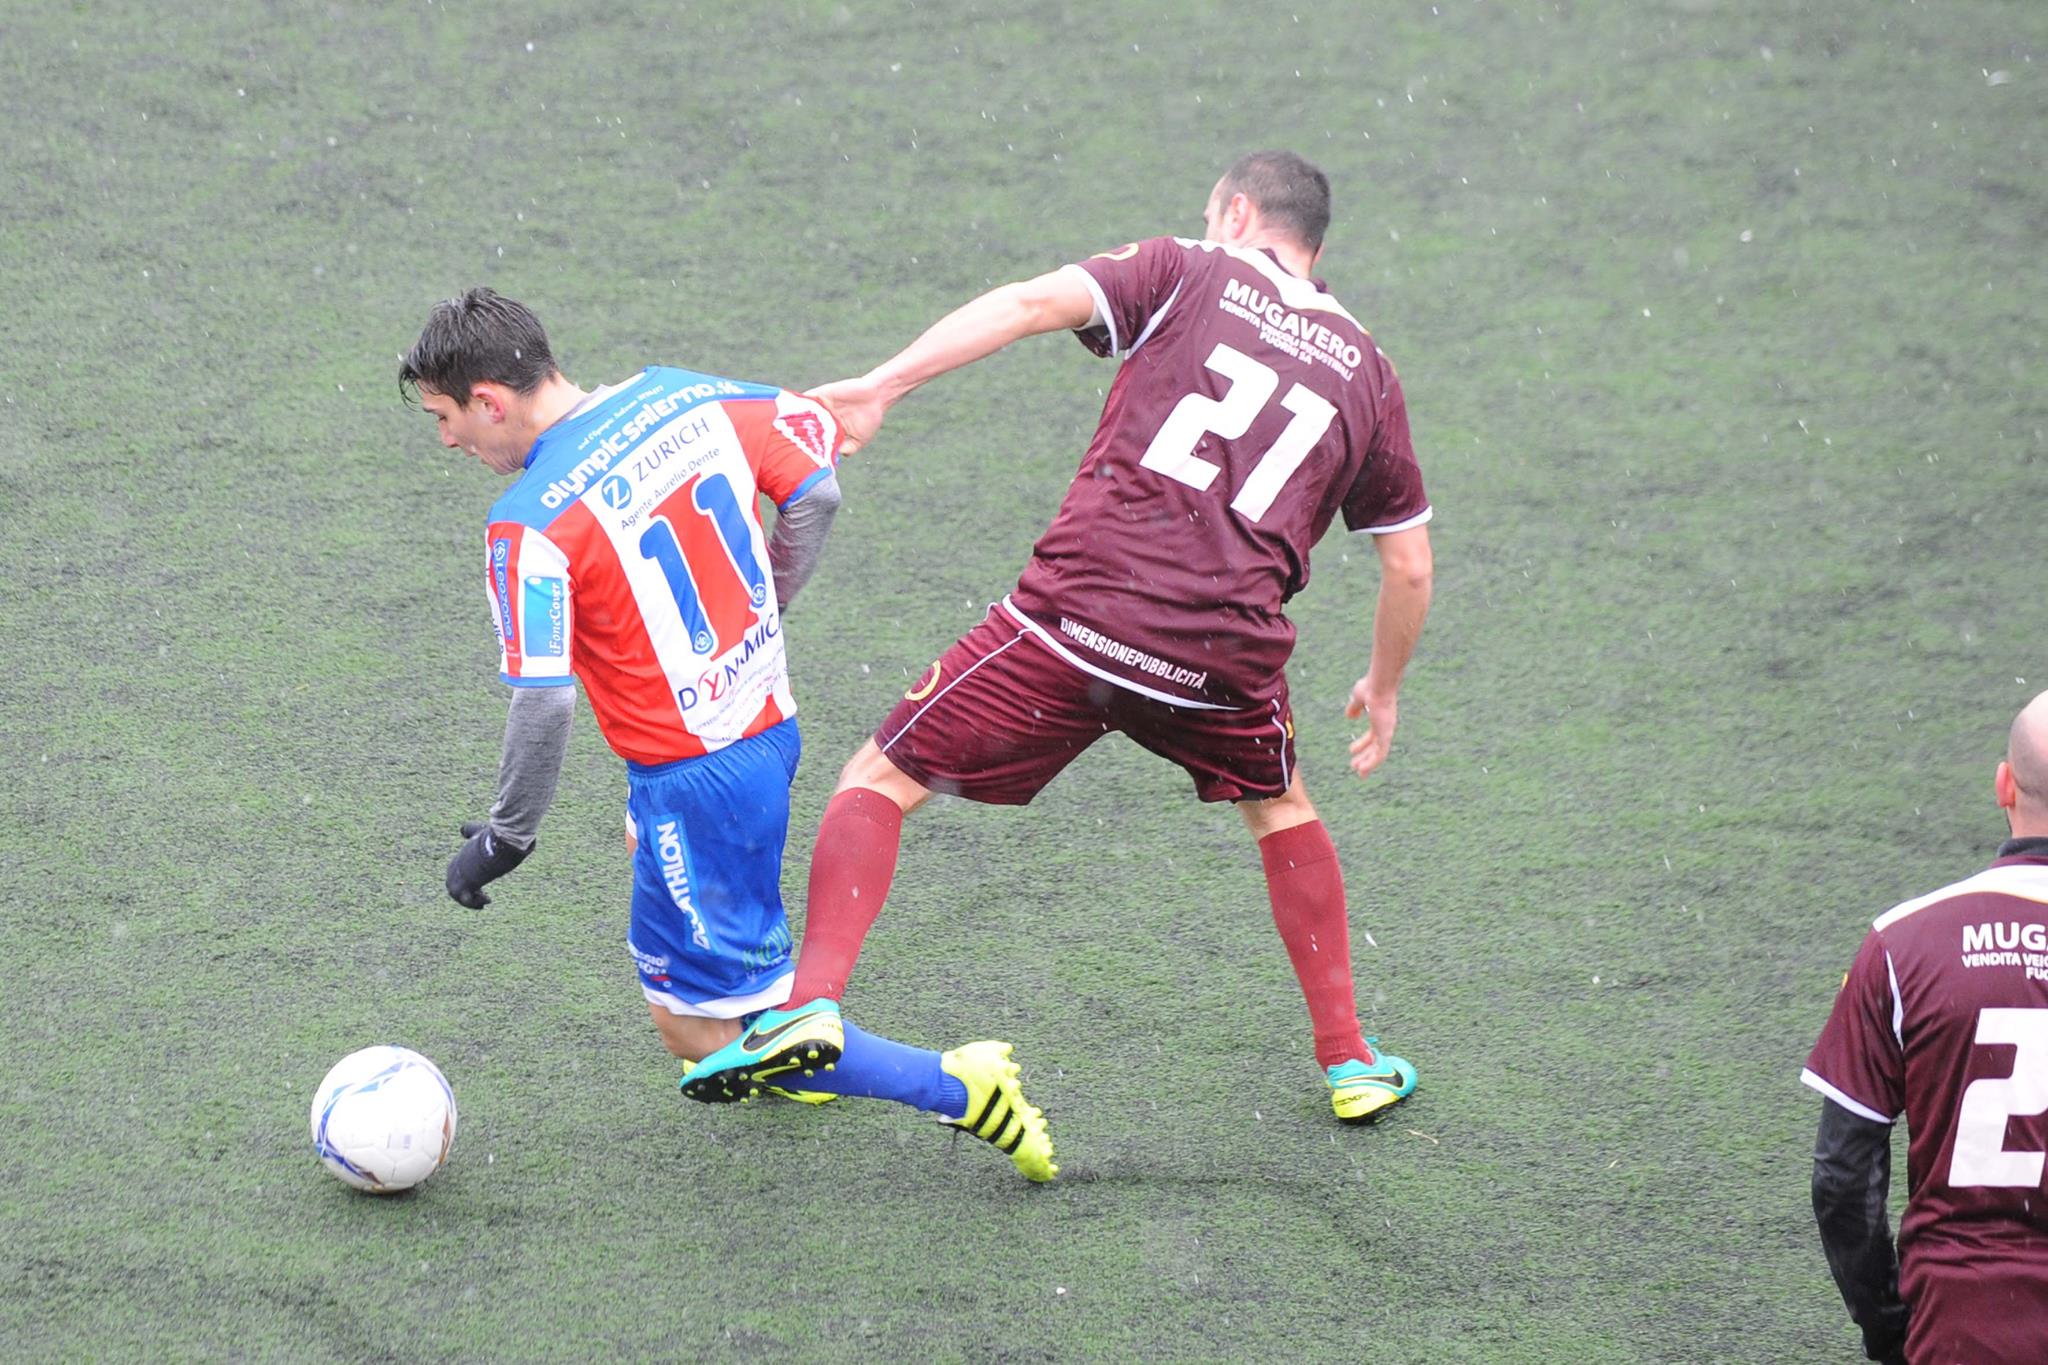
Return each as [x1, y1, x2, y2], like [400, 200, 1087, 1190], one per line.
[636, 473, 769, 658]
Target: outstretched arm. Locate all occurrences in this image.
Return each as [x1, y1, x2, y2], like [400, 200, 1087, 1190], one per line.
[810, 269, 1098, 454]
[1345, 525, 1432, 777]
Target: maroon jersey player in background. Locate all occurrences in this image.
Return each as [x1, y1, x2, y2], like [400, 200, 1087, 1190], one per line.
[1804, 691, 2048, 1365]
[681, 150, 1434, 1127]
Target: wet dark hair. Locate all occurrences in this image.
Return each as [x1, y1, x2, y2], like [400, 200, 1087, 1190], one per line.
[398, 287, 557, 405]
[1217, 150, 1333, 253]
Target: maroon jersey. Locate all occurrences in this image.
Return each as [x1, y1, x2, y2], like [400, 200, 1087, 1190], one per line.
[1804, 852, 2048, 1362]
[1002, 236, 1429, 711]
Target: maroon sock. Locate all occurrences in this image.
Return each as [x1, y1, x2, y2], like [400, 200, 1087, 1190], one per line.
[788, 789, 905, 1003]
[1259, 821, 1370, 1070]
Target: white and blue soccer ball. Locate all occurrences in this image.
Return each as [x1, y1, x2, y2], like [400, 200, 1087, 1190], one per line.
[309, 1045, 458, 1193]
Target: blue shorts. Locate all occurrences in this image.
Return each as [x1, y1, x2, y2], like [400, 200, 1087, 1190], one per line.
[625, 718, 800, 1018]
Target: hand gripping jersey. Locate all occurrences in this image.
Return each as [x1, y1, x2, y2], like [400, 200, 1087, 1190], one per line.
[1804, 852, 2048, 1362]
[483, 367, 840, 765]
[1002, 236, 1430, 711]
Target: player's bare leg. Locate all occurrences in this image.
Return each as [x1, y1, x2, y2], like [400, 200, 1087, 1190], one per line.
[832, 738, 934, 812]
[1238, 774, 1324, 839]
[648, 1005, 741, 1063]
[1239, 774, 1417, 1122]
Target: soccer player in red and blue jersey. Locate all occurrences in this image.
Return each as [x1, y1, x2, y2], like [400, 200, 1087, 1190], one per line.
[1804, 692, 2048, 1365]
[399, 289, 1054, 1180]
[682, 151, 1435, 1127]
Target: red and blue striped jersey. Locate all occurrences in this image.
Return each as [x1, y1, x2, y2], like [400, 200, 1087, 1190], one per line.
[483, 366, 840, 764]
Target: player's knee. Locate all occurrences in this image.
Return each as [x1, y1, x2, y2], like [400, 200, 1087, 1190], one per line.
[1240, 779, 1319, 838]
[835, 741, 887, 790]
[834, 741, 928, 811]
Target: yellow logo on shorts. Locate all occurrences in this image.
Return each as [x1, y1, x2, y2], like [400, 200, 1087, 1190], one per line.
[905, 661, 943, 701]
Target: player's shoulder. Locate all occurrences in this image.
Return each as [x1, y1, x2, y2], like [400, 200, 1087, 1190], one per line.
[646, 364, 779, 402]
[1871, 861, 2048, 937]
[486, 480, 566, 534]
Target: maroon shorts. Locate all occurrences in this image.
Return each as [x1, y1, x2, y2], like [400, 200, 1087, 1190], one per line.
[875, 607, 1296, 805]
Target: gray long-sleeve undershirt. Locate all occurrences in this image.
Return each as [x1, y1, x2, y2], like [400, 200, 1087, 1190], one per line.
[485, 469, 842, 849]
[487, 684, 573, 851]
[767, 469, 841, 610]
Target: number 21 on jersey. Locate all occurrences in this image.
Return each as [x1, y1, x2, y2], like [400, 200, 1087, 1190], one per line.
[1139, 342, 1338, 523]
[1950, 1007, 2048, 1187]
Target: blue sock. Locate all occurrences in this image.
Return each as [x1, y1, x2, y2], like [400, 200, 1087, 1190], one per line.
[792, 1021, 968, 1118]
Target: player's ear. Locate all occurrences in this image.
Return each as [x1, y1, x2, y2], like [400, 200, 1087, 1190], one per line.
[470, 382, 510, 423]
[1997, 760, 2021, 814]
[1228, 192, 1255, 237]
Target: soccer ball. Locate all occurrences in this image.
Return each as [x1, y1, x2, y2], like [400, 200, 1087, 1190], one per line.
[309, 1045, 458, 1193]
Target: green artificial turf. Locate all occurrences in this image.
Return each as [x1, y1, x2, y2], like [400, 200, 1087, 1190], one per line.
[3, 1, 2044, 1359]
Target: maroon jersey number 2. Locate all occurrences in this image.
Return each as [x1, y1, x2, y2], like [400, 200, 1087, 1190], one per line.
[1138, 343, 1339, 522]
[1951, 1007, 2048, 1187]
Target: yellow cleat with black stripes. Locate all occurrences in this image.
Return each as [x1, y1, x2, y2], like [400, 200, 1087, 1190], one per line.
[938, 1040, 1057, 1182]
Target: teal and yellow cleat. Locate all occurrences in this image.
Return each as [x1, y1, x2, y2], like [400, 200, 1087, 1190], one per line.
[1327, 1041, 1418, 1124]
[679, 1058, 837, 1106]
[679, 998, 845, 1104]
[938, 1040, 1057, 1182]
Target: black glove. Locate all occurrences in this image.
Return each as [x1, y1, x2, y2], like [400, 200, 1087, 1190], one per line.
[445, 821, 532, 908]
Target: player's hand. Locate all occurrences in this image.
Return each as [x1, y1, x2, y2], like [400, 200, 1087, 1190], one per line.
[1344, 679, 1398, 778]
[806, 377, 888, 456]
[445, 820, 532, 909]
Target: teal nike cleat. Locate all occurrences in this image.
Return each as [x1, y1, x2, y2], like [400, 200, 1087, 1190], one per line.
[679, 1057, 837, 1105]
[679, 998, 845, 1104]
[1327, 1040, 1418, 1124]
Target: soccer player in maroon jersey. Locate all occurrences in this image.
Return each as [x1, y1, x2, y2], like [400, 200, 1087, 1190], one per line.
[682, 150, 1434, 1126]
[1804, 692, 2048, 1365]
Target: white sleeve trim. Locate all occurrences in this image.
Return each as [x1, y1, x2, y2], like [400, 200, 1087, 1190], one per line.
[1352, 506, 1434, 535]
[1125, 278, 1184, 357]
[1885, 949, 1905, 1049]
[1873, 863, 2048, 930]
[1059, 263, 1116, 354]
[1800, 1069, 1899, 1125]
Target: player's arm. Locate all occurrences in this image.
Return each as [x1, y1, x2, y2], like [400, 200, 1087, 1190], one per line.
[452, 523, 576, 908]
[446, 685, 574, 908]
[809, 269, 1097, 454]
[1811, 1098, 1909, 1364]
[766, 470, 842, 611]
[1345, 524, 1433, 778]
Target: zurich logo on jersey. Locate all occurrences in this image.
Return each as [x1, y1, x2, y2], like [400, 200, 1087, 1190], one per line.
[598, 474, 634, 511]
